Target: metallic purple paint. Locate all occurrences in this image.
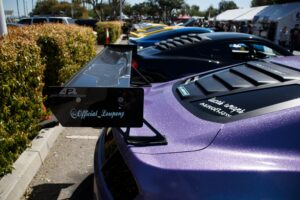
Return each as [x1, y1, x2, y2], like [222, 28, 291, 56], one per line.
[95, 57, 300, 199]
[268, 56, 300, 70]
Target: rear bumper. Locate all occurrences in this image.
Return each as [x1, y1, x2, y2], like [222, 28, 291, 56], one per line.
[93, 130, 114, 200]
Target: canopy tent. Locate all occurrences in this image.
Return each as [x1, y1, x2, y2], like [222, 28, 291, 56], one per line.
[216, 2, 300, 22]
[254, 2, 300, 22]
[215, 8, 253, 21]
[234, 6, 267, 21]
[252, 2, 300, 44]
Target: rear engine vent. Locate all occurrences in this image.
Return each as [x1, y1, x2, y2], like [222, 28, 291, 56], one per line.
[155, 33, 204, 50]
[176, 61, 300, 99]
[174, 61, 300, 122]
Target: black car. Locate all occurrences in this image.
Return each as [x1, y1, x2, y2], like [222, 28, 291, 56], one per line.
[128, 27, 213, 49]
[75, 19, 99, 30]
[132, 32, 292, 82]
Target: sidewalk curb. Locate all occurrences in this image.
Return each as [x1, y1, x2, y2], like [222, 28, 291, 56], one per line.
[0, 125, 65, 200]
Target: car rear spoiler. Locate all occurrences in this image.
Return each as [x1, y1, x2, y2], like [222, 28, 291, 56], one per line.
[47, 45, 167, 146]
[48, 45, 143, 127]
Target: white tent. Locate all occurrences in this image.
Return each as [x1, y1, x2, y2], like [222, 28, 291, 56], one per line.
[234, 6, 267, 21]
[254, 2, 300, 22]
[215, 6, 268, 22]
[215, 3, 300, 44]
[253, 2, 300, 43]
[216, 8, 253, 21]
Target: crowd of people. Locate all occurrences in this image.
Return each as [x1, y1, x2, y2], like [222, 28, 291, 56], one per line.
[213, 21, 252, 33]
[279, 24, 300, 53]
[203, 20, 300, 53]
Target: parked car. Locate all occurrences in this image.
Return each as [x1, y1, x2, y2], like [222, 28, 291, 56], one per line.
[132, 23, 167, 33]
[129, 26, 179, 38]
[128, 27, 213, 50]
[133, 32, 292, 82]
[94, 55, 300, 200]
[6, 22, 24, 27]
[47, 46, 300, 200]
[17, 16, 75, 25]
[74, 19, 99, 30]
[131, 23, 157, 31]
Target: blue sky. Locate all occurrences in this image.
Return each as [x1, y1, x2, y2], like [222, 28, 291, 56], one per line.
[4, 0, 251, 17]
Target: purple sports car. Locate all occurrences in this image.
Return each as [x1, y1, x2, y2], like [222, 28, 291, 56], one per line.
[93, 56, 300, 200]
[48, 46, 300, 200]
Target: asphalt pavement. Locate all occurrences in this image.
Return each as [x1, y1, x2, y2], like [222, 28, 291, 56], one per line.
[22, 127, 100, 200]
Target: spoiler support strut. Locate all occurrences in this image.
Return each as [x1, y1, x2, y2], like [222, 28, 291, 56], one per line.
[122, 119, 167, 146]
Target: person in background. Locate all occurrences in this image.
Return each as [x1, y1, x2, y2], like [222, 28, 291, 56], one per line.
[279, 26, 289, 48]
[223, 23, 229, 32]
[229, 22, 237, 32]
[247, 22, 253, 34]
[290, 24, 300, 53]
[239, 21, 248, 33]
[215, 22, 224, 32]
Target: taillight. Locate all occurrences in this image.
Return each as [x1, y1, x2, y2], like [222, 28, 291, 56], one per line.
[132, 59, 139, 69]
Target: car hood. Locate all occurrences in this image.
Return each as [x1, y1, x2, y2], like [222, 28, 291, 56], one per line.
[126, 82, 223, 154]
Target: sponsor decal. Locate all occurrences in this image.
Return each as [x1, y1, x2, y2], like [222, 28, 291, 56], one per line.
[198, 97, 246, 118]
[50, 87, 86, 98]
[178, 86, 190, 97]
[59, 88, 77, 95]
[70, 109, 125, 120]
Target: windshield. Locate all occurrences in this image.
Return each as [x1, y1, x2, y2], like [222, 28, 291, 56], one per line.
[181, 18, 196, 26]
[67, 18, 76, 24]
[144, 26, 165, 33]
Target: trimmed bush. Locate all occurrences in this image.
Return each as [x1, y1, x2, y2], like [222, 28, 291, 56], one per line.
[9, 24, 97, 86]
[0, 36, 45, 176]
[96, 21, 122, 44]
[0, 24, 96, 176]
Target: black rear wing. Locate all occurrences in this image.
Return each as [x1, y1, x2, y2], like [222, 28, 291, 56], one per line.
[48, 45, 167, 146]
[47, 45, 144, 127]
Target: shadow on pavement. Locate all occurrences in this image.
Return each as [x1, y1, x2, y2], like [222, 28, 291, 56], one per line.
[26, 174, 94, 200]
[26, 183, 73, 200]
[70, 173, 94, 200]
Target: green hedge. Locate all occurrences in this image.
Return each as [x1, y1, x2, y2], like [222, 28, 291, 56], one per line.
[96, 21, 122, 44]
[10, 24, 97, 86]
[0, 36, 45, 176]
[0, 24, 96, 176]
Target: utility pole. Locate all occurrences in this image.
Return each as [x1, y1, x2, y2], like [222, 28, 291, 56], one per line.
[0, 0, 8, 36]
[16, 0, 20, 18]
[23, 0, 26, 16]
[25, 0, 28, 16]
[120, 0, 122, 21]
[71, 2, 74, 18]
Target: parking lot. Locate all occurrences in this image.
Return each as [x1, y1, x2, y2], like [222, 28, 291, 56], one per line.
[22, 127, 99, 200]
[1, 1, 300, 198]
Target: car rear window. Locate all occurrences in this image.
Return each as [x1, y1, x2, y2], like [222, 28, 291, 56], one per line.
[174, 61, 300, 122]
[67, 18, 75, 24]
[32, 18, 47, 24]
[144, 26, 164, 33]
[18, 18, 31, 25]
[49, 18, 63, 23]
